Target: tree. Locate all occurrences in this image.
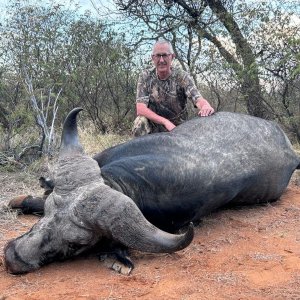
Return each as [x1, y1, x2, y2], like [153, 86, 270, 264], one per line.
[64, 15, 137, 133]
[0, 0, 138, 166]
[0, 1, 75, 158]
[254, 10, 300, 141]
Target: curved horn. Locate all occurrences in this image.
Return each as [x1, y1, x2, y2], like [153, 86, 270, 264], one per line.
[60, 107, 83, 154]
[123, 222, 194, 253]
[100, 196, 194, 253]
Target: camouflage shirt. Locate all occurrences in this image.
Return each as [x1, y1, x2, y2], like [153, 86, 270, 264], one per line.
[136, 66, 202, 125]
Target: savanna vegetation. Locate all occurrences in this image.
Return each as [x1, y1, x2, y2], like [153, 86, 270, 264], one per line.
[0, 0, 299, 169]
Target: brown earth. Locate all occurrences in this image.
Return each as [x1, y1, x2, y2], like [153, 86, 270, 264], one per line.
[0, 172, 300, 300]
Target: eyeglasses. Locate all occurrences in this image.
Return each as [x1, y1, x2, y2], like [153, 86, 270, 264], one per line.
[152, 53, 172, 60]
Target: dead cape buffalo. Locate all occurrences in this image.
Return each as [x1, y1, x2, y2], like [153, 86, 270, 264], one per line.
[5, 108, 300, 275]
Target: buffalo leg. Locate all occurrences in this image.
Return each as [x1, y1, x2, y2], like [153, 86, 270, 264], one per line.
[8, 176, 53, 215]
[8, 195, 45, 215]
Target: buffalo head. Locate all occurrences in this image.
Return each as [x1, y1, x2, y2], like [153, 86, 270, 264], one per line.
[4, 108, 193, 274]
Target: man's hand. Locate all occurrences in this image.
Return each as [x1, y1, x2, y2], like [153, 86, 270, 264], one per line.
[164, 119, 176, 131]
[198, 103, 214, 117]
[196, 98, 215, 117]
[136, 103, 176, 131]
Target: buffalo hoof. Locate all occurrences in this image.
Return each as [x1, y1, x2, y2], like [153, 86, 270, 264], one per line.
[100, 255, 133, 275]
[98, 248, 134, 275]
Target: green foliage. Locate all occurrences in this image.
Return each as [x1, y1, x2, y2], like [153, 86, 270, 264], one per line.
[63, 15, 137, 133]
[0, 0, 137, 165]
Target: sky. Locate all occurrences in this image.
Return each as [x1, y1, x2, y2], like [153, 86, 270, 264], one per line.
[0, 0, 121, 23]
[0, 0, 100, 15]
[1, 1, 299, 20]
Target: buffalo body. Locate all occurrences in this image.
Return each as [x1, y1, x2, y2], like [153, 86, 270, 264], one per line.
[95, 112, 300, 230]
[5, 110, 299, 274]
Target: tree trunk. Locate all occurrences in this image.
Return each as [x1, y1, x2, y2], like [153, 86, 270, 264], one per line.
[204, 0, 271, 119]
[0, 103, 10, 130]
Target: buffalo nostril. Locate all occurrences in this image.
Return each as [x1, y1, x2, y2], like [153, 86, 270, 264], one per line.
[4, 242, 33, 275]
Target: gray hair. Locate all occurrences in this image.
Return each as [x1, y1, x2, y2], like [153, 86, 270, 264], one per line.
[152, 40, 174, 54]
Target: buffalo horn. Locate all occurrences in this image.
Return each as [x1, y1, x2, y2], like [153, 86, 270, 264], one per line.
[60, 107, 84, 154]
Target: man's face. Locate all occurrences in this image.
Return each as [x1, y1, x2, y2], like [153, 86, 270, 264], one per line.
[152, 43, 175, 76]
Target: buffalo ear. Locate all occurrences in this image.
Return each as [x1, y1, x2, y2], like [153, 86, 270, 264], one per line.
[39, 177, 54, 190]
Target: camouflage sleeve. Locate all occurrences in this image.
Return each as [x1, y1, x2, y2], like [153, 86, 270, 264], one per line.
[136, 70, 150, 105]
[180, 71, 203, 105]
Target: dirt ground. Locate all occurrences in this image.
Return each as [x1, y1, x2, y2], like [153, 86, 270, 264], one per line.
[0, 171, 300, 300]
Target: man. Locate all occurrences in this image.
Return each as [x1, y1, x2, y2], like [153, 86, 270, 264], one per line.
[132, 39, 214, 137]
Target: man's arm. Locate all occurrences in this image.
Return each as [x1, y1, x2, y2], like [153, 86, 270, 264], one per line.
[178, 69, 214, 117]
[136, 103, 176, 131]
[195, 98, 215, 117]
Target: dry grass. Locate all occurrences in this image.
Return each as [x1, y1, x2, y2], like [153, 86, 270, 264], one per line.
[79, 127, 130, 156]
[294, 144, 300, 156]
[0, 171, 41, 211]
